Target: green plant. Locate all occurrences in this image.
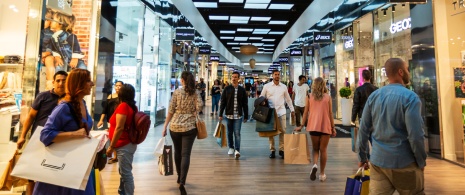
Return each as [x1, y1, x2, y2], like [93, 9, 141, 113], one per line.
[339, 87, 351, 98]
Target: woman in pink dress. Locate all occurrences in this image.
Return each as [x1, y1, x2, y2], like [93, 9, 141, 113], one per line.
[294, 77, 336, 182]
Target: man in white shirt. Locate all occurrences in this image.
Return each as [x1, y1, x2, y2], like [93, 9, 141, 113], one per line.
[260, 70, 295, 159]
[292, 75, 309, 128]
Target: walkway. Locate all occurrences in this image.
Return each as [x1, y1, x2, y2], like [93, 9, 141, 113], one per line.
[101, 100, 465, 195]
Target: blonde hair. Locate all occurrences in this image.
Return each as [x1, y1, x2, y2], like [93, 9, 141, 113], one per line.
[311, 77, 328, 101]
[53, 12, 75, 33]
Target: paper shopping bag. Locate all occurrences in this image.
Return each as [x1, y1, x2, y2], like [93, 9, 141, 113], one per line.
[284, 133, 310, 164]
[0, 151, 28, 190]
[158, 145, 173, 176]
[11, 126, 99, 190]
[154, 137, 166, 157]
[344, 168, 370, 195]
[216, 126, 227, 148]
[213, 122, 224, 138]
[257, 110, 282, 137]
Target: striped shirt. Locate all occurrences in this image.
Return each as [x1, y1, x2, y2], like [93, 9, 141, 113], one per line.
[226, 87, 241, 119]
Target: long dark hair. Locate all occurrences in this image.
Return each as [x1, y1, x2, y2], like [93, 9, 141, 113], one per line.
[63, 69, 90, 130]
[181, 71, 196, 95]
[118, 84, 138, 112]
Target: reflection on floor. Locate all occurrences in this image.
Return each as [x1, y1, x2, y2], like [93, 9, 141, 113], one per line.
[100, 102, 465, 195]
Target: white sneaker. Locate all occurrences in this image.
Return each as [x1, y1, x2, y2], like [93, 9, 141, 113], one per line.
[319, 174, 327, 182]
[310, 164, 318, 181]
[235, 150, 241, 159]
[228, 148, 234, 155]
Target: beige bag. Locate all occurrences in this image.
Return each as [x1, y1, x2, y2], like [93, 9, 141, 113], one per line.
[0, 151, 28, 190]
[284, 133, 311, 164]
[258, 110, 282, 137]
[196, 115, 207, 139]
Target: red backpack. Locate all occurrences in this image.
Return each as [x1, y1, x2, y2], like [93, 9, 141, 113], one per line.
[127, 111, 151, 144]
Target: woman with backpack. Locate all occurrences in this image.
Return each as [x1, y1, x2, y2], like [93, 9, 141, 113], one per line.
[162, 71, 202, 195]
[36, 69, 95, 195]
[106, 84, 138, 195]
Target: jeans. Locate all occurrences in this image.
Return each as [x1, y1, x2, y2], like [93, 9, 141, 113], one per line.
[170, 128, 197, 185]
[116, 143, 137, 195]
[225, 117, 243, 152]
[211, 94, 221, 113]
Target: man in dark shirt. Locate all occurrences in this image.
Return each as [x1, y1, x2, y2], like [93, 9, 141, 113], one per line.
[351, 70, 378, 123]
[245, 82, 252, 97]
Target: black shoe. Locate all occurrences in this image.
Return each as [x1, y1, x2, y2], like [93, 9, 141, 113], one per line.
[179, 184, 187, 195]
[199, 111, 203, 115]
[279, 151, 284, 158]
[177, 176, 180, 184]
[269, 151, 276, 158]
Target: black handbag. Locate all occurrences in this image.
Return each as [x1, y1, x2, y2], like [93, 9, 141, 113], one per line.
[252, 105, 274, 123]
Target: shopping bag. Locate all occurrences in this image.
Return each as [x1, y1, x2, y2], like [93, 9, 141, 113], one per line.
[257, 110, 282, 137]
[0, 151, 28, 190]
[284, 133, 310, 164]
[94, 169, 105, 195]
[11, 126, 99, 190]
[213, 122, 224, 138]
[158, 145, 173, 176]
[344, 168, 370, 195]
[216, 126, 227, 148]
[154, 137, 166, 157]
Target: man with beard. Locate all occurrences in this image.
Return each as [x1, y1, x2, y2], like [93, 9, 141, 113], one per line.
[16, 71, 68, 195]
[356, 58, 426, 194]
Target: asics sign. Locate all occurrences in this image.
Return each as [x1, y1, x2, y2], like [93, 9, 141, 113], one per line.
[313, 32, 332, 43]
[390, 17, 411, 34]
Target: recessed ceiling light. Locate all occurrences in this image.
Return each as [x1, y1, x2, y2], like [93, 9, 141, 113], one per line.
[264, 52, 273, 54]
[249, 37, 263, 40]
[262, 39, 275, 41]
[194, 2, 218, 8]
[234, 37, 249, 41]
[250, 16, 271, 21]
[232, 47, 241, 49]
[269, 20, 288, 25]
[264, 48, 274, 51]
[244, 3, 268, 9]
[227, 42, 239, 45]
[252, 43, 264, 46]
[220, 30, 235, 34]
[237, 28, 254, 32]
[252, 29, 270, 35]
[239, 42, 251, 45]
[268, 4, 294, 10]
[209, 15, 229, 20]
[219, 0, 244, 3]
[257, 51, 264, 54]
[230, 16, 250, 21]
[220, 36, 234, 39]
[246, 0, 271, 3]
[268, 31, 285, 34]
[230, 20, 249, 24]
[263, 44, 274, 47]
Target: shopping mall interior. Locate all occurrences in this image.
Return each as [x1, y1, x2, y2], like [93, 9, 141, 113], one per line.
[1, 0, 465, 194]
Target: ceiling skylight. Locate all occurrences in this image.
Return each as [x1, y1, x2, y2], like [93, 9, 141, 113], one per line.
[220, 30, 235, 34]
[219, 0, 244, 3]
[268, 20, 288, 25]
[262, 39, 275, 41]
[246, 0, 271, 3]
[230, 16, 250, 21]
[194, 2, 218, 8]
[209, 15, 229, 20]
[234, 37, 249, 41]
[268, 31, 285, 34]
[252, 43, 264, 46]
[220, 36, 234, 39]
[250, 16, 271, 21]
[263, 44, 275, 47]
[244, 3, 268, 9]
[237, 28, 254, 32]
[230, 20, 249, 24]
[249, 37, 263, 40]
[239, 42, 251, 45]
[227, 42, 239, 45]
[268, 4, 294, 10]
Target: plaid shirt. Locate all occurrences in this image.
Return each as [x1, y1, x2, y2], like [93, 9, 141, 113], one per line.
[226, 87, 241, 119]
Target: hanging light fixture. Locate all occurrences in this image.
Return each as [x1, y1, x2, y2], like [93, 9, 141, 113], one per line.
[249, 58, 256, 69]
[240, 45, 258, 55]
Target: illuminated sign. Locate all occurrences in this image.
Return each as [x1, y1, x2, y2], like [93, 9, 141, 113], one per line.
[344, 38, 354, 51]
[307, 49, 313, 56]
[279, 57, 289, 62]
[341, 35, 353, 40]
[390, 17, 411, 34]
[313, 32, 332, 43]
[175, 29, 195, 41]
[198, 47, 211, 54]
[290, 49, 302, 56]
[210, 56, 220, 61]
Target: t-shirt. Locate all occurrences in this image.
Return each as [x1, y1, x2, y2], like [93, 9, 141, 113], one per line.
[293, 83, 309, 107]
[245, 83, 252, 91]
[103, 94, 119, 122]
[109, 102, 135, 148]
[31, 89, 62, 134]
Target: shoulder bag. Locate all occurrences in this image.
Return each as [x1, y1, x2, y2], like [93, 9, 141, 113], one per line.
[195, 95, 207, 139]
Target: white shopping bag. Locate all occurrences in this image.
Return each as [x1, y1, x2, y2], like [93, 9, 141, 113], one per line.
[90, 130, 109, 152]
[154, 137, 166, 157]
[11, 126, 99, 190]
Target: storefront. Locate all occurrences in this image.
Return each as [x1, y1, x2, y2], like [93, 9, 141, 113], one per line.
[313, 41, 337, 118]
[433, 0, 465, 165]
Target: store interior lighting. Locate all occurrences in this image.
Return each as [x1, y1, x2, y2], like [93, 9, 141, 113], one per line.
[383, 9, 387, 16]
[392, 5, 396, 12]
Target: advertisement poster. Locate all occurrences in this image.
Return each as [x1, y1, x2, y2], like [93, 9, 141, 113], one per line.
[39, 0, 90, 92]
[461, 51, 465, 66]
[454, 67, 465, 98]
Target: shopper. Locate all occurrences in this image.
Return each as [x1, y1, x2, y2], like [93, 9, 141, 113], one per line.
[106, 84, 138, 195]
[219, 72, 248, 159]
[16, 71, 67, 195]
[260, 69, 295, 159]
[162, 71, 202, 195]
[245, 81, 252, 98]
[352, 70, 377, 124]
[292, 75, 309, 127]
[294, 77, 336, 182]
[357, 58, 426, 194]
[211, 79, 222, 116]
[195, 78, 206, 115]
[287, 81, 294, 97]
[35, 69, 95, 195]
[256, 81, 264, 97]
[97, 80, 123, 164]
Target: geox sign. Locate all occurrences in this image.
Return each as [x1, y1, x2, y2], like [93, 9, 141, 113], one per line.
[313, 32, 332, 43]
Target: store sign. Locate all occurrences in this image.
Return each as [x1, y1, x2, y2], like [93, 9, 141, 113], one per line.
[273, 62, 280, 66]
[341, 35, 353, 40]
[175, 29, 195, 41]
[307, 49, 313, 56]
[344, 38, 354, 51]
[198, 47, 211, 54]
[389, 0, 427, 4]
[313, 32, 332, 43]
[452, 0, 465, 11]
[290, 49, 303, 56]
[218, 61, 226, 66]
[279, 57, 289, 62]
[210, 56, 220, 61]
[390, 17, 411, 34]
[292, 57, 301, 62]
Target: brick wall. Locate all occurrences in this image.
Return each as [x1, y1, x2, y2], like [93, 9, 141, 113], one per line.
[72, 0, 93, 65]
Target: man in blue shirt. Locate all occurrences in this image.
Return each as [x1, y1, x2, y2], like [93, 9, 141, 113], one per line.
[357, 58, 426, 194]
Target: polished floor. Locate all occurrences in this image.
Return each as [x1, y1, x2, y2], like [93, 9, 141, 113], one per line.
[100, 101, 465, 195]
